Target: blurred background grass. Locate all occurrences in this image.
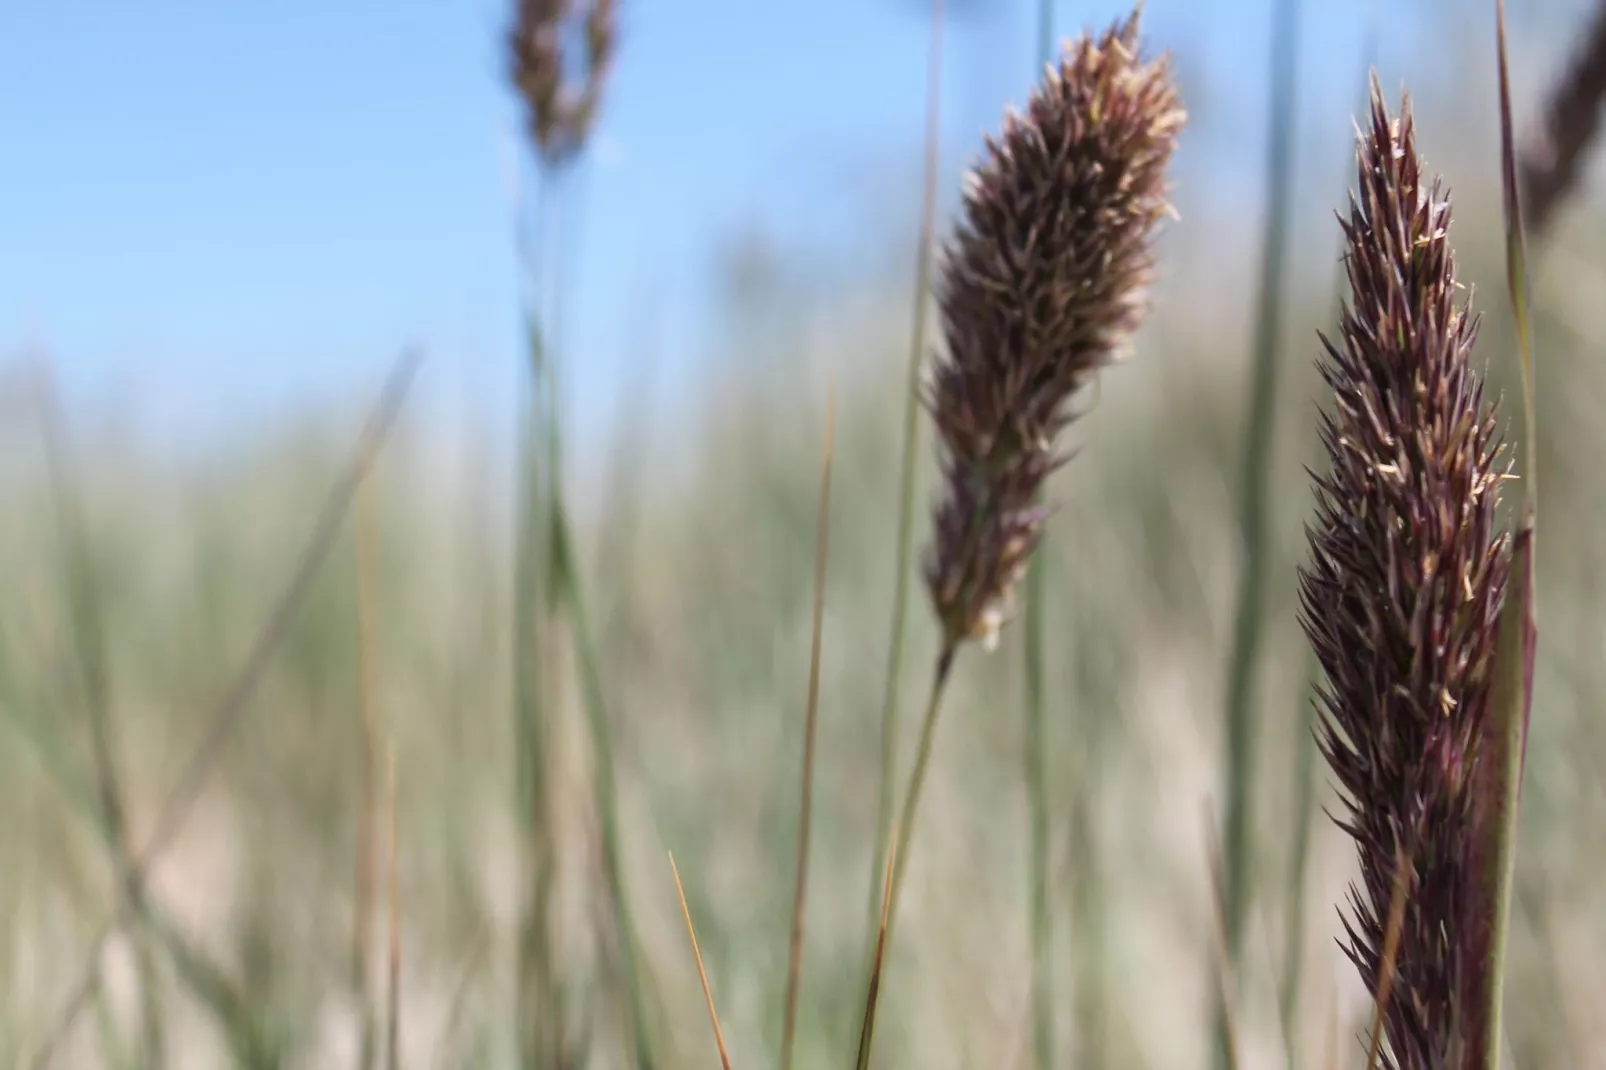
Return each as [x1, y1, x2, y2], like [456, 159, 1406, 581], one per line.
[4, 0, 1606, 1067]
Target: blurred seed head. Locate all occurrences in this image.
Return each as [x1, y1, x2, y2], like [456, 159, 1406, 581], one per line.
[1518, 0, 1606, 237]
[924, 8, 1183, 651]
[508, 0, 618, 167]
[1298, 81, 1511, 1070]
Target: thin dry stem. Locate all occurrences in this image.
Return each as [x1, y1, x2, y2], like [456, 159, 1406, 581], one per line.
[669, 852, 731, 1070]
[780, 386, 835, 1070]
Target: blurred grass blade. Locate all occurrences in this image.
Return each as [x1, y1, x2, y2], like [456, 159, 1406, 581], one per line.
[1204, 812, 1242, 1070]
[355, 473, 381, 1070]
[40, 387, 168, 1068]
[430, 923, 491, 1070]
[1024, 2, 1056, 1067]
[1217, 0, 1300, 1065]
[512, 311, 561, 1069]
[1518, 0, 1606, 238]
[780, 387, 835, 1070]
[26, 346, 423, 1070]
[550, 498, 654, 1069]
[868, 0, 944, 948]
[385, 744, 402, 1070]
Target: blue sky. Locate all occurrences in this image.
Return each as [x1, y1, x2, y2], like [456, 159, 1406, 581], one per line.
[0, 0, 1390, 454]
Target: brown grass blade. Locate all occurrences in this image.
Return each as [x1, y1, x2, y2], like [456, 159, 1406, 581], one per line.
[780, 385, 835, 1070]
[26, 346, 423, 1070]
[669, 852, 731, 1070]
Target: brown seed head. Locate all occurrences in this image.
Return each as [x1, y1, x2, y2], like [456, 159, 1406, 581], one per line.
[925, 8, 1183, 650]
[1298, 81, 1511, 1070]
[508, 0, 618, 166]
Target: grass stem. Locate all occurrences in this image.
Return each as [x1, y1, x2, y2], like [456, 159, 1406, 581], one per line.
[669, 853, 732, 1070]
[551, 501, 653, 1070]
[856, 648, 955, 1069]
[853, 830, 898, 1070]
[780, 388, 835, 1070]
[868, 0, 944, 949]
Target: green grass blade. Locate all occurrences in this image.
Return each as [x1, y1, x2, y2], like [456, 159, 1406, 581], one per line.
[1465, 7, 1539, 1066]
[552, 495, 655, 1070]
[867, 0, 945, 951]
[1216, 0, 1300, 1065]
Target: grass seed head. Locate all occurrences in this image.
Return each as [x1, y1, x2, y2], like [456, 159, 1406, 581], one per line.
[925, 7, 1183, 651]
[1298, 80, 1512, 1070]
[508, 0, 617, 166]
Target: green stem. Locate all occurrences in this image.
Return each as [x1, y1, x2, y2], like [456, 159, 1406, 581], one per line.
[1216, 1, 1299, 1065]
[513, 197, 560, 1068]
[857, 647, 956, 1070]
[552, 507, 655, 1070]
[1475, 9, 1539, 1063]
[867, 0, 945, 948]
